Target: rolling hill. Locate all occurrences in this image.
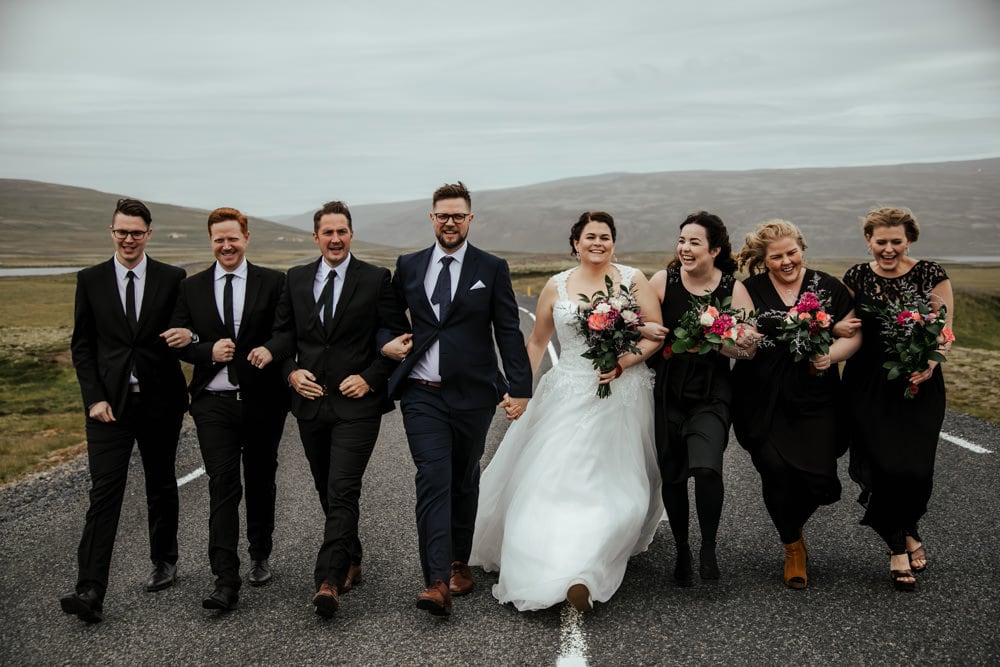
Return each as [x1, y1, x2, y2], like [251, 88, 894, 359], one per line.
[280, 158, 1000, 260]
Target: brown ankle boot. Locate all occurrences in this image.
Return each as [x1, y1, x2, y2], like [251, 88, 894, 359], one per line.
[783, 538, 808, 589]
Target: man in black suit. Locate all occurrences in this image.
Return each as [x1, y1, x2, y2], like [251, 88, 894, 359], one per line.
[60, 198, 189, 623]
[382, 181, 532, 616]
[267, 200, 409, 618]
[165, 207, 290, 611]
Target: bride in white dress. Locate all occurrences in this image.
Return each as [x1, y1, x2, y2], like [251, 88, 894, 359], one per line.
[470, 211, 664, 612]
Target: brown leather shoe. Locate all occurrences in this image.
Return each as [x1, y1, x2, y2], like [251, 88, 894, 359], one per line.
[449, 561, 473, 596]
[783, 537, 808, 589]
[313, 582, 339, 617]
[415, 580, 452, 616]
[341, 564, 363, 593]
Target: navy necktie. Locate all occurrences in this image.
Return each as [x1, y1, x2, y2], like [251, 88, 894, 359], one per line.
[125, 270, 137, 333]
[431, 256, 454, 321]
[223, 274, 238, 385]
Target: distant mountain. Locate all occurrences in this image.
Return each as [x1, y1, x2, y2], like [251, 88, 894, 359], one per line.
[281, 159, 1000, 259]
[0, 180, 395, 267]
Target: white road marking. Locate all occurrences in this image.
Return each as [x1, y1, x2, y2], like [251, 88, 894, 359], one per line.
[940, 431, 993, 454]
[557, 606, 589, 666]
[519, 304, 588, 665]
[176, 466, 205, 486]
[518, 306, 559, 365]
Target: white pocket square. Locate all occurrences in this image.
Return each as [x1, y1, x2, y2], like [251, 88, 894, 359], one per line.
[470, 280, 486, 290]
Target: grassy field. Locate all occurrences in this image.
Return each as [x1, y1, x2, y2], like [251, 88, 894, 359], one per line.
[2, 257, 998, 484]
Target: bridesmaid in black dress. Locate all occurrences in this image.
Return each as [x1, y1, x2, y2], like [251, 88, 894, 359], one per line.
[731, 220, 861, 589]
[834, 207, 954, 591]
[644, 212, 756, 586]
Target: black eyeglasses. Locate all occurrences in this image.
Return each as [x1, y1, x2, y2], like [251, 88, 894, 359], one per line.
[432, 212, 470, 223]
[110, 228, 149, 240]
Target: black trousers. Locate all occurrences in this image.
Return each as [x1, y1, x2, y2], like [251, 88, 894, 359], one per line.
[298, 405, 380, 591]
[76, 393, 183, 599]
[400, 383, 494, 586]
[190, 392, 286, 589]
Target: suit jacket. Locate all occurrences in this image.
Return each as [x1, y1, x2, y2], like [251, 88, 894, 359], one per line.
[169, 261, 290, 414]
[71, 256, 188, 419]
[386, 243, 532, 409]
[269, 256, 410, 421]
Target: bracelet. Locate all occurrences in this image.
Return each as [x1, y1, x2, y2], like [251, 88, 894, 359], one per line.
[614, 363, 623, 379]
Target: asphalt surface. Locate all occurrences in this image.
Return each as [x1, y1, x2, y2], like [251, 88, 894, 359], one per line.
[1, 299, 998, 666]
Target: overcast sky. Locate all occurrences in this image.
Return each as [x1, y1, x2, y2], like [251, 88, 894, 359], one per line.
[1, 0, 998, 216]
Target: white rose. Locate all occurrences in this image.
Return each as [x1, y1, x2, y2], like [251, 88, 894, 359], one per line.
[699, 312, 715, 327]
[621, 310, 638, 324]
[595, 303, 612, 314]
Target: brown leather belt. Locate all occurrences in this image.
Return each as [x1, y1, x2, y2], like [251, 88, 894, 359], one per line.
[410, 379, 442, 389]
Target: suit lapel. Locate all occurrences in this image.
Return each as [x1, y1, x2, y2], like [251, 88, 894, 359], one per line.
[448, 245, 478, 319]
[300, 258, 325, 333]
[326, 259, 360, 337]
[240, 262, 263, 342]
[411, 248, 436, 318]
[136, 259, 162, 336]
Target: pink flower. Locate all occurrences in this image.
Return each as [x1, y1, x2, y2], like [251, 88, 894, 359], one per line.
[941, 326, 956, 344]
[709, 314, 734, 335]
[587, 312, 610, 331]
[896, 311, 912, 325]
[796, 292, 821, 313]
[798, 312, 812, 321]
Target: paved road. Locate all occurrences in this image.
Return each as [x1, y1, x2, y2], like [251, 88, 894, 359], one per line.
[1, 300, 998, 665]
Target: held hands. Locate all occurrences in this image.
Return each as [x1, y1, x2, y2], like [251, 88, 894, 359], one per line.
[247, 346, 273, 369]
[212, 338, 236, 363]
[501, 394, 528, 421]
[160, 328, 193, 348]
[833, 317, 862, 338]
[381, 333, 413, 361]
[88, 400, 115, 423]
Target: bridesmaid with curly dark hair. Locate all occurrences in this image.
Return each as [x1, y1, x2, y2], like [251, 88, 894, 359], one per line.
[643, 212, 756, 586]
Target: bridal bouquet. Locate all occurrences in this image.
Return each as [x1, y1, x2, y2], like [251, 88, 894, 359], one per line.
[575, 275, 644, 398]
[667, 292, 751, 358]
[863, 290, 953, 399]
[769, 278, 834, 376]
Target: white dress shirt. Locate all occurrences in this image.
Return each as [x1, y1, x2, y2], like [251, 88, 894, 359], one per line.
[411, 243, 467, 383]
[206, 259, 248, 391]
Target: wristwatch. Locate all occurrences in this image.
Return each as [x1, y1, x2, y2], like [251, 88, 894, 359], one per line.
[190, 330, 200, 344]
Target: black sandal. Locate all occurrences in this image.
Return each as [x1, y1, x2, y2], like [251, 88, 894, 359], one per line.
[891, 568, 916, 592]
[907, 544, 927, 573]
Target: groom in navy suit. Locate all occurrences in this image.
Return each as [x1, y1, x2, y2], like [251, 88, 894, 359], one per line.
[383, 181, 532, 616]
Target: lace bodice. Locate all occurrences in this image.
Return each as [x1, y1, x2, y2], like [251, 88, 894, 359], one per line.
[544, 264, 653, 402]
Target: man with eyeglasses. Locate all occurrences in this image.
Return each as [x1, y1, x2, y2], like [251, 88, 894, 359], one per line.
[380, 181, 531, 616]
[60, 198, 189, 623]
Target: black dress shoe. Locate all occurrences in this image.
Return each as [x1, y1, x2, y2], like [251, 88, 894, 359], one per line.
[674, 545, 695, 587]
[248, 559, 272, 586]
[60, 589, 104, 624]
[202, 586, 239, 611]
[145, 561, 177, 592]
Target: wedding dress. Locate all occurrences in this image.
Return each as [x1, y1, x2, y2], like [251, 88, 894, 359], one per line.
[470, 264, 662, 611]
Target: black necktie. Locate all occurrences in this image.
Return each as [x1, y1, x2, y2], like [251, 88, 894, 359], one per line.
[223, 274, 238, 385]
[125, 270, 137, 333]
[431, 256, 454, 321]
[319, 270, 336, 335]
